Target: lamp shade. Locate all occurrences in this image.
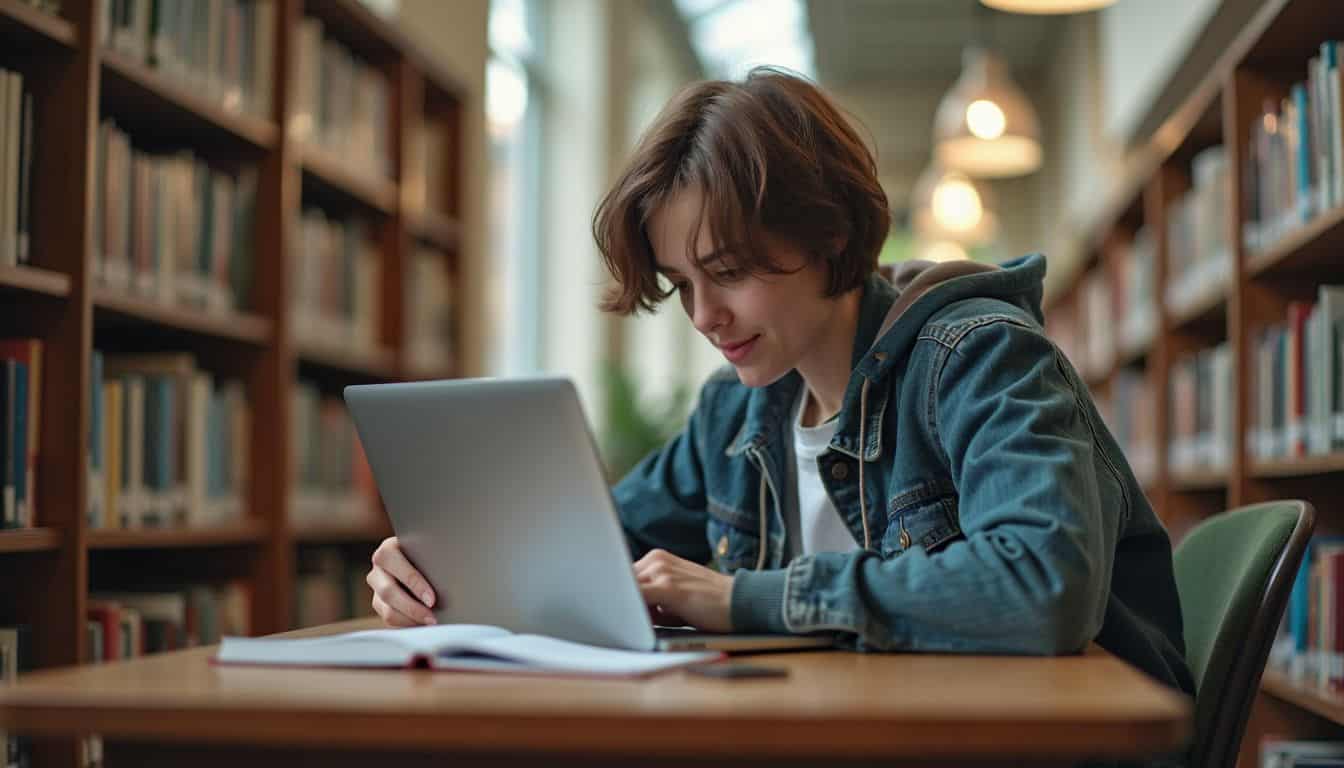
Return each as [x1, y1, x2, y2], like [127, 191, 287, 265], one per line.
[911, 164, 998, 246]
[979, 0, 1115, 13]
[933, 48, 1042, 178]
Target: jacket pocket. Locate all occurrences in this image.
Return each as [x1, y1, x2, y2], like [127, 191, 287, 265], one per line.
[883, 479, 962, 557]
[706, 496, 761, 573]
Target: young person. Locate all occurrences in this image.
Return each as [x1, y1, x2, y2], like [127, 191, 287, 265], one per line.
[367, 68, 1194, 702]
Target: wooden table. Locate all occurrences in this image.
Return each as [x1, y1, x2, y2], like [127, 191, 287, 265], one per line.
[0, 619, 1191, 767]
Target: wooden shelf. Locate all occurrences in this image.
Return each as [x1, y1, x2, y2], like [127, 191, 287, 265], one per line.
[1166, 282, 1228, 337]
[292, 519, 392, 544]
[304, 0, 408, 60]
[0, 263, 70, 298]
[1168, 469, 1229, 492]
[0, 527, 61, 554]
[296, 339, 398, 380]
[100, 50, 278, 151]
[0, 0, 76, 51]
[1083, 365, 1111, 390]
[406, 208, 461, 251]
[1114, 335, 1154, 371]
[1250, 453, 1344, 479]
[93, 288, 271, 345]
[1262, 669, 1344, 727]
[87, 519, 267, 550]
[1248, 204, 1344, 280]
[300, 144, 397, 214]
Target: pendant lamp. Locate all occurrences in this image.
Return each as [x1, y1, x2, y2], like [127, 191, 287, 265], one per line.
[911, 164, 998, 246]
[933, 47, 1042, 178]
[980, 0, 1115, 14]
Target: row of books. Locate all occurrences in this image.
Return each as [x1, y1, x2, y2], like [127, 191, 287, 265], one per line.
[1250, 286, 1344, 461]
[0, 626, 31, 768]
[294, 546, 377, 629]
[99, 0, 275, 120]
[0, 68, 35, 268]
[1048, 230, 1160, 382]
[1168, 342, 1234, 475]
[289, 381, 376, 529]
[13, 0, 60, 13]
[290, 15, 393, 183]
[1244, 41, 1344, 254]
[1165, 145, 1232, 316]
[405, 114, 454, 216]
[1270, 532, 1344, 695]
[1115, 227, 1159, 359]
[0, 341, 39, 530]
[404, 245, 455, 373]
[87, 581, 250, 662]
[291, 208, 380, 354]
[1262, 739, 1344, 767]
[1078, 269, 1115, 380]
[1098, 368, 1158, 487]
[94, 120, 257, 313]
[86, 352, 250, 530]
[1044, 302, 1086, 381]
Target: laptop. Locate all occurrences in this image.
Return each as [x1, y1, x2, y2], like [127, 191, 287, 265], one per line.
[343, 376, 832, 653]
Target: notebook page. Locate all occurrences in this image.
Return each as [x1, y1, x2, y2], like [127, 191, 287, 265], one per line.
[434, 634, 719, 676]
[216, 624, 510, 667]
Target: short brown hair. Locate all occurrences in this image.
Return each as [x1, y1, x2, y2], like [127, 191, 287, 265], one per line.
[593, 67, 891, 315]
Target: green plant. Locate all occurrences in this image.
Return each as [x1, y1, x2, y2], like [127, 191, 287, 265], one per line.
[598, 361, 692, 483]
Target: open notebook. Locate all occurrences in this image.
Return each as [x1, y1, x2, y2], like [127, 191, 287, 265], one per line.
[214, 624, 723, 677]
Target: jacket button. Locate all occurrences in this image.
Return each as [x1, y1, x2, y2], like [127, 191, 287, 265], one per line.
[899, 530, 912, 549]
[717, 536, 728, 557]
[830, 462, 849, 481]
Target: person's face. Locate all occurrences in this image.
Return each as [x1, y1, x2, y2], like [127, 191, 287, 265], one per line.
[648, 186, 838, 388]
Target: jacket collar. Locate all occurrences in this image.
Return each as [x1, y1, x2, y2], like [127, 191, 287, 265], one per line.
[725, 254, 1048, 461]
[725, 273, 896, 458]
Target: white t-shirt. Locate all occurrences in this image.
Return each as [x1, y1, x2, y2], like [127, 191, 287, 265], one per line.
[792, 388, 860, 555]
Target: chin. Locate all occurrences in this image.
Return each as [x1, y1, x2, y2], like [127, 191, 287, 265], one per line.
[732, 363, 792, 389]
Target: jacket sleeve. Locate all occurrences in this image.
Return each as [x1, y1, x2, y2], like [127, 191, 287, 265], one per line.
[731, 318, 1117, 654]
[609, 384, 715, 564]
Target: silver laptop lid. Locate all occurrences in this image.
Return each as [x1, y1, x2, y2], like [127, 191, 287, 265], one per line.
[344, 377, 657, 651]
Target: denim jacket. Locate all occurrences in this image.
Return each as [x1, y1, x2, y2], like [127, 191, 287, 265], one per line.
[612, 253, 1195, 702]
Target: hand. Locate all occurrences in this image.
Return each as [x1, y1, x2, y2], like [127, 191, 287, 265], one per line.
[634, 549, 735, 633]
[367, 536, 438, 627]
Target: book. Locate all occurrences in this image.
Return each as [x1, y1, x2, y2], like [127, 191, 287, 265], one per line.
[215, 624, 721, 678]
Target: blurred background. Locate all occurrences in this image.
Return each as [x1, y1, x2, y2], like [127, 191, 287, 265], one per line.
[389, 0, 1262, 475]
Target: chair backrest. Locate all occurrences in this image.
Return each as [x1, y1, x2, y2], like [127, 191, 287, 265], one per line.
[1172, 499, 1315, 768]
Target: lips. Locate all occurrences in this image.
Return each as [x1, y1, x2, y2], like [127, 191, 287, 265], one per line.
[718, 337, 756, 351]
[718, 335, 759, 363]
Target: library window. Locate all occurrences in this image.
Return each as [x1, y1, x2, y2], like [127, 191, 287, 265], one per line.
[487, 0, 545, 376]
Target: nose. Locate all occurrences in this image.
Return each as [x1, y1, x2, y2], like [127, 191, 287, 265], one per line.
[690, 286, 730, 338]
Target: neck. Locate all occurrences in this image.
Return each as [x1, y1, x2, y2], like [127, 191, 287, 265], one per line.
[795, 289, 862, 428]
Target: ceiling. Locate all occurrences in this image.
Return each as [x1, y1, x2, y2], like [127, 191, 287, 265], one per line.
[661, 0, 1069, 214]
[806, 0, 1065, 211]
[809, 0, 1064, 86]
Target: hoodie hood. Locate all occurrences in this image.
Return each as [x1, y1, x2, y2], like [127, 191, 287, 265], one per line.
[726, 252, 1050, 458]
[853, 252, 1046, 374]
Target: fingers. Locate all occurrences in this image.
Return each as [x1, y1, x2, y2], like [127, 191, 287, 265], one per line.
[372, 537, 436, 608]
[648, 605, 689, 628]
[367, 565, 436, 626]
[372, 592, 421, 628]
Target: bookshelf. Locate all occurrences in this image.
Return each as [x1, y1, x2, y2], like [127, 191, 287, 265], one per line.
[0, 0, 75, 49]
[1043, 0, 1344, 762]
[0, 1, 465, 764]
[0, 263, 69, 297]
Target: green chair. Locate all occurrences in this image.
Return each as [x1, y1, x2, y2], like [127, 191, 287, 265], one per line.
[1172, 499, 1315, 768]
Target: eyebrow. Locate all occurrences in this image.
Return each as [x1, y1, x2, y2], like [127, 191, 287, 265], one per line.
[654, 248, 731, 276]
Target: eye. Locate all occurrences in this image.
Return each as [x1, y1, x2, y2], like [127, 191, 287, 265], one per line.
[712, 267, 744, 282]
